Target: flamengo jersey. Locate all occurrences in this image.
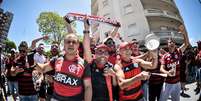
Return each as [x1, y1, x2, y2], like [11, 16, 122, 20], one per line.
[119, 59, 143, 101]
[161, 49, 182, 84]
[53, 56, 91, 100]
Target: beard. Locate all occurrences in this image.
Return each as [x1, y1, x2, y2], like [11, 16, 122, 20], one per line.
[96, 57, 107, 65]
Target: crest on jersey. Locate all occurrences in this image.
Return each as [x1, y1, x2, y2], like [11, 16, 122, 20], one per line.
[68, 64, 80, 74]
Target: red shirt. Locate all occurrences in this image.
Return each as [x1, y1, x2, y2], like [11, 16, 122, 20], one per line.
[52, 56, 91, 100]
[119, 59, 143, 101]
[161, 48, 182, 84]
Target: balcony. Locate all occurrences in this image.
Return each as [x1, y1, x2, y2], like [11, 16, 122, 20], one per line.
[153, 31, 183, 39]
[161, 0, 176, 8]
[144, 9, 182, 23]
[153, 31, 184, 45]
[141, 0, 177, 11]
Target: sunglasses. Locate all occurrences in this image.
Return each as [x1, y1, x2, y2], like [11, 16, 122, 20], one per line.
[51, 45, 58, 49]
[19, 50, 26, 53]
[95, 50, 109, 55]
[65, 40, 78, 45]
[132, 42, 139, 44]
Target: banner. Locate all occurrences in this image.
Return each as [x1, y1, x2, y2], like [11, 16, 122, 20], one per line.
[65, 12, 120, 27]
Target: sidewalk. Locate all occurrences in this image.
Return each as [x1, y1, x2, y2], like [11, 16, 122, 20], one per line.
[180, 82, 200, 101]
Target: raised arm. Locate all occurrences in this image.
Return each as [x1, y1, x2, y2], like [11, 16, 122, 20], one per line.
[137, 50, 158, 70]
[64, 16, 75, 33]
[31, 35, 48, 49]
[109, 23, 120, 38]
[83, 16, 93, 63]
[179, 25, 190, 52]
[35, 62, 53, 73]
[114, 62, 149, 89]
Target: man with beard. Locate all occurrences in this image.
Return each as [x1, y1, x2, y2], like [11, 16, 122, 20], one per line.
[11, 41, 38, 101]
[159, 25, 189, 101]
[35, 17, 92, 101]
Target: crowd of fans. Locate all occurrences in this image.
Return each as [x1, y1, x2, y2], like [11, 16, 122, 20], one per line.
[0, 16, 201, 101]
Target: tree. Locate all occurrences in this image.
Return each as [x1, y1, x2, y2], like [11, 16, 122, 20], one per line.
[3, 38, 16, 53]
[37, 12, 76, 46]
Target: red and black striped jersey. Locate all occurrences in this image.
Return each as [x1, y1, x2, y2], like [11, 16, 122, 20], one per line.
[161, 48, 182, 84]
[119, 59, 143, 101]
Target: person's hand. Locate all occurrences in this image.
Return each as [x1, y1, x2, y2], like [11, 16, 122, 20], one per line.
[168, 68, 176, 77]
[149, 49, 158, 59]
[45, 75, 54, 83]
[137, 71, 150, 80]
[15, 66, 24, 74]
[103, 67, 116, 77]
[115, 22, 121, 27]
[64, 15, 73, 24]
[178, 25, 185, 34]
[84, 15, 90, 31]
[42, 35, 49, 40]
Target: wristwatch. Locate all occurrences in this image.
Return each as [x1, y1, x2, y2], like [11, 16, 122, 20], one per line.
[83, 30, 90, 34]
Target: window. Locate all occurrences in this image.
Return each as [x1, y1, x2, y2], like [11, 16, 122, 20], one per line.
[128, 23, 136, 29]
[103, 0, 108, 7]
[103, 13, 110, 18]
[160, 26, 168, 30]
[124, 4, 133, 15]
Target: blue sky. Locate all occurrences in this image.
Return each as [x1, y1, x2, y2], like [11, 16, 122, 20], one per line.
[1, 0, 201, 48]
[1, 0, 91, 48]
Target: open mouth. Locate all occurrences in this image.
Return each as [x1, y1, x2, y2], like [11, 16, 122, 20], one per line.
[68, 47, 74, 51]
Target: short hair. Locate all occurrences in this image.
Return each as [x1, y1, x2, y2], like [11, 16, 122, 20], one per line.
[18, 41, 28, 49]
[64, 33, 79, 42]
[167, 37, 176, 43]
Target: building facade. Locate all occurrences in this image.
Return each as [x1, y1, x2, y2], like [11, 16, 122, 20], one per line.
[91, 0, 187, 47]
[0, 8, 13, 47]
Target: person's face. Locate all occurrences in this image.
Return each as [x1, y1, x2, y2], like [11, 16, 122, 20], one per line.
[38, 46, 44, 54]
[167, 40, 176, 50]
[64, 35, 79, 55]
[51, 45, 59, 56]
[120, 45, 132, 59]
[11, 51, 15, 56]
[95, 48, 109, 65]
[131, 42, 139, 54]
[19, 47, 27, 57]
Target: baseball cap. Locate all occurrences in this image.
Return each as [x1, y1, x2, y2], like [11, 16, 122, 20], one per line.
[95, 44, 110, 51]
[11, 48, 16, 52]
[119, 42, 132, 49]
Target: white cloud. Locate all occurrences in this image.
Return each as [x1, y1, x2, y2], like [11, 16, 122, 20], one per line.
[190, 37, 199, 46]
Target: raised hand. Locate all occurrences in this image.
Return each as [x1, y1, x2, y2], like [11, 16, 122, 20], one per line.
[83, 15, 90, 31]
[64, 15, 73, 24]
[178, 24, 185, 34]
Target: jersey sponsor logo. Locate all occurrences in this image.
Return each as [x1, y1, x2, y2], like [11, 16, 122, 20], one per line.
[133, 63, 138, 68]
[167, 61, 179, 69]
[68, 64, 80, 75]
[54, 72, 80, 86]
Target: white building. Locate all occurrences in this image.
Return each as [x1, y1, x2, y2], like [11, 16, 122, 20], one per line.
[91, 0, 188, 47]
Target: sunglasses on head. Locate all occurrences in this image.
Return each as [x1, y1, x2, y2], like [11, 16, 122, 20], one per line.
[105, 40, 115, 46]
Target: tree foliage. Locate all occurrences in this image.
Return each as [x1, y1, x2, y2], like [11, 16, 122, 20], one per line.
[3, 38, 16, 53]
[37, 12, 76, 46]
